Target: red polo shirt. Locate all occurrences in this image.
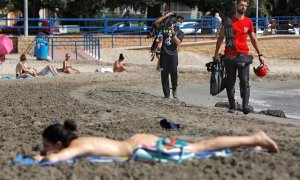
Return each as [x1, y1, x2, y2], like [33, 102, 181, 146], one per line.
[225, 15, 254, 57]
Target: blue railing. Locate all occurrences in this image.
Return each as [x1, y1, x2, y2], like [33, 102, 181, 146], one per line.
[1, 16, 299, 36]
[50, 32, 100, 63]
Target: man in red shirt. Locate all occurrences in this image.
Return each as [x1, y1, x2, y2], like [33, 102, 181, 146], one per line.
[213, 0, 265, 114]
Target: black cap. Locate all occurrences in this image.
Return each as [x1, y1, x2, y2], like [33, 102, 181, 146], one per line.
[119, 53, 124, 60]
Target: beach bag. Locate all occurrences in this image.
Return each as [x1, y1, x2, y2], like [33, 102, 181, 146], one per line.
[131, 138, 195, 163]
[206, 60, 226, 96]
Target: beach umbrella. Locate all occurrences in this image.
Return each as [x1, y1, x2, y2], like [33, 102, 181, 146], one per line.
[0, 35, 13, 55]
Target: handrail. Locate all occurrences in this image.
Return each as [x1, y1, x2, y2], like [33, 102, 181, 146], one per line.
[1, 16, 299, 48]
[50, 33, 101, 63]
[1, 16, 299, 35]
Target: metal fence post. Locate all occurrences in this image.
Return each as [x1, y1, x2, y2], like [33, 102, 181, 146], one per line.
[98, 38, 100, 63]
[49, 17, 53, 36]
[92, 36, 95, 57]
[111, 33, 114, 48]
[139, 31, 142, 46]
[84, 33, 86, 51]
[104, 18, 108, 35]
[211, 17, 215, 36]
[51, 38, 54, 63]
[75, 41, 78, 64]
[88, 34, 91, 53]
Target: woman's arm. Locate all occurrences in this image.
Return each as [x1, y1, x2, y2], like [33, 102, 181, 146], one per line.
[40, 145, 87, 162]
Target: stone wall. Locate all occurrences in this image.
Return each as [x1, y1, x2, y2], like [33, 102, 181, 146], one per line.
[12, 35, 300, 59]
[179, 36, 300, 59]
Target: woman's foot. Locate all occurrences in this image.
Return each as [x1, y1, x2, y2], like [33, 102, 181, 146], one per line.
[254, 131, 279, 153]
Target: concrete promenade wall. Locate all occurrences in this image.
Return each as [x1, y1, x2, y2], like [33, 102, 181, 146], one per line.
[179, 35, 300, 59]
[10, 35, 300, 59]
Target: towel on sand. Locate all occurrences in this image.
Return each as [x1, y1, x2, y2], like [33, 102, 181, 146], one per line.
[11, 154, 128, 166]
[2, 75, 32, 80]
[12, 147, 231, 166]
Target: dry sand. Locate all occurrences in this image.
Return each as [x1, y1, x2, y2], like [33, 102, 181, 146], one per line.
[0, 49, 299, 180]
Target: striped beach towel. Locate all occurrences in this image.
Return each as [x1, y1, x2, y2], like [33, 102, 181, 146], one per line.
[131, 138, 195, 163]
[131, 138, 231, 163]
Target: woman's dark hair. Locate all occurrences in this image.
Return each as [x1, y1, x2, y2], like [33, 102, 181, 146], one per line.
[20, 54, 26, 62]
[119, 53, 124, 60]
[42, 120, 78, 147]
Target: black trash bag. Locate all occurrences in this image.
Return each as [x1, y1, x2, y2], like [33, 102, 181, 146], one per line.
[206, 60, 226, 96]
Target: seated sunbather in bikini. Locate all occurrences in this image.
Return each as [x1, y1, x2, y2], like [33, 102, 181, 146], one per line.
[34, 120, 279, 163]
[113, 53, 129, 73]
[16, 54, 59, 78]
[60, 53, 80, 74]
[16, 54, 38, 78]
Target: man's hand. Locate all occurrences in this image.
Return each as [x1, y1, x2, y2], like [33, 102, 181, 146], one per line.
[154, 12, 174, 27]
[170, 26, 175, 35]
[259, 56, 265, 64]
[213, 53, 221, 62]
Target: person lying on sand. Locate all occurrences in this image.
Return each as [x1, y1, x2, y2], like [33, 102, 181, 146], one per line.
[59, 53, 80, 74]
[37, 64, 59, 76]
[34, 120, 279, 162]
[113, 53, 129, 73]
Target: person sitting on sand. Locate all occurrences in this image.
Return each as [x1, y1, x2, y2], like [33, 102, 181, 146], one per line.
[113, 53, 129, 73]
[34, 120, 278, 162]
[16, 54, 59, 78]
[61, 53, 80, 74]
[16, 54, 38, 78]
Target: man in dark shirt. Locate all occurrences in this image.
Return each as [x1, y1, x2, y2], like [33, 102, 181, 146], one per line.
[154, 12, 184, 98]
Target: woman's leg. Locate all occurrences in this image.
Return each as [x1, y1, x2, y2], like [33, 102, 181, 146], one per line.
[71, 67, 80, 73]
[29, 68, 38, 77]
[49, 65, 59, 75]
[65, 67, 77, 74]
[188, 131, 279, 153]
[122, 66, 129, 72]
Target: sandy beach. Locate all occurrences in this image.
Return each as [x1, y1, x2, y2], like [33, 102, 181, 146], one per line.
[0, 48, 299, 180]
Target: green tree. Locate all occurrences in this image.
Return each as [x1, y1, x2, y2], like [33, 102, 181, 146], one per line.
[62, 0, 104, 18]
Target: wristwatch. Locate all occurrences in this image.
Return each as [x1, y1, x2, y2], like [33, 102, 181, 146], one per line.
[258, 54, 263, 57]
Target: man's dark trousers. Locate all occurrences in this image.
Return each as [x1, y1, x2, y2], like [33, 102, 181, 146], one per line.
[225, 62, 250, 109]
[160, 54, 178, 98]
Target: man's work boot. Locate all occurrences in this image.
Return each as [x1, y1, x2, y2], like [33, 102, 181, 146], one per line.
[228, 108, 235, 113]
[172, 88, 177, 98]
[228, 101, 235, 113]
[243, 105, 252, 114]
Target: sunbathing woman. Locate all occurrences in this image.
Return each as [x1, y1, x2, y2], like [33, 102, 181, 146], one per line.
[34, 120, 279, 163]
[16, 54, 38, 78]
[113, 54, 129, 72]
[16, 54, 59, 78]
[62, 53, 80, 74]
